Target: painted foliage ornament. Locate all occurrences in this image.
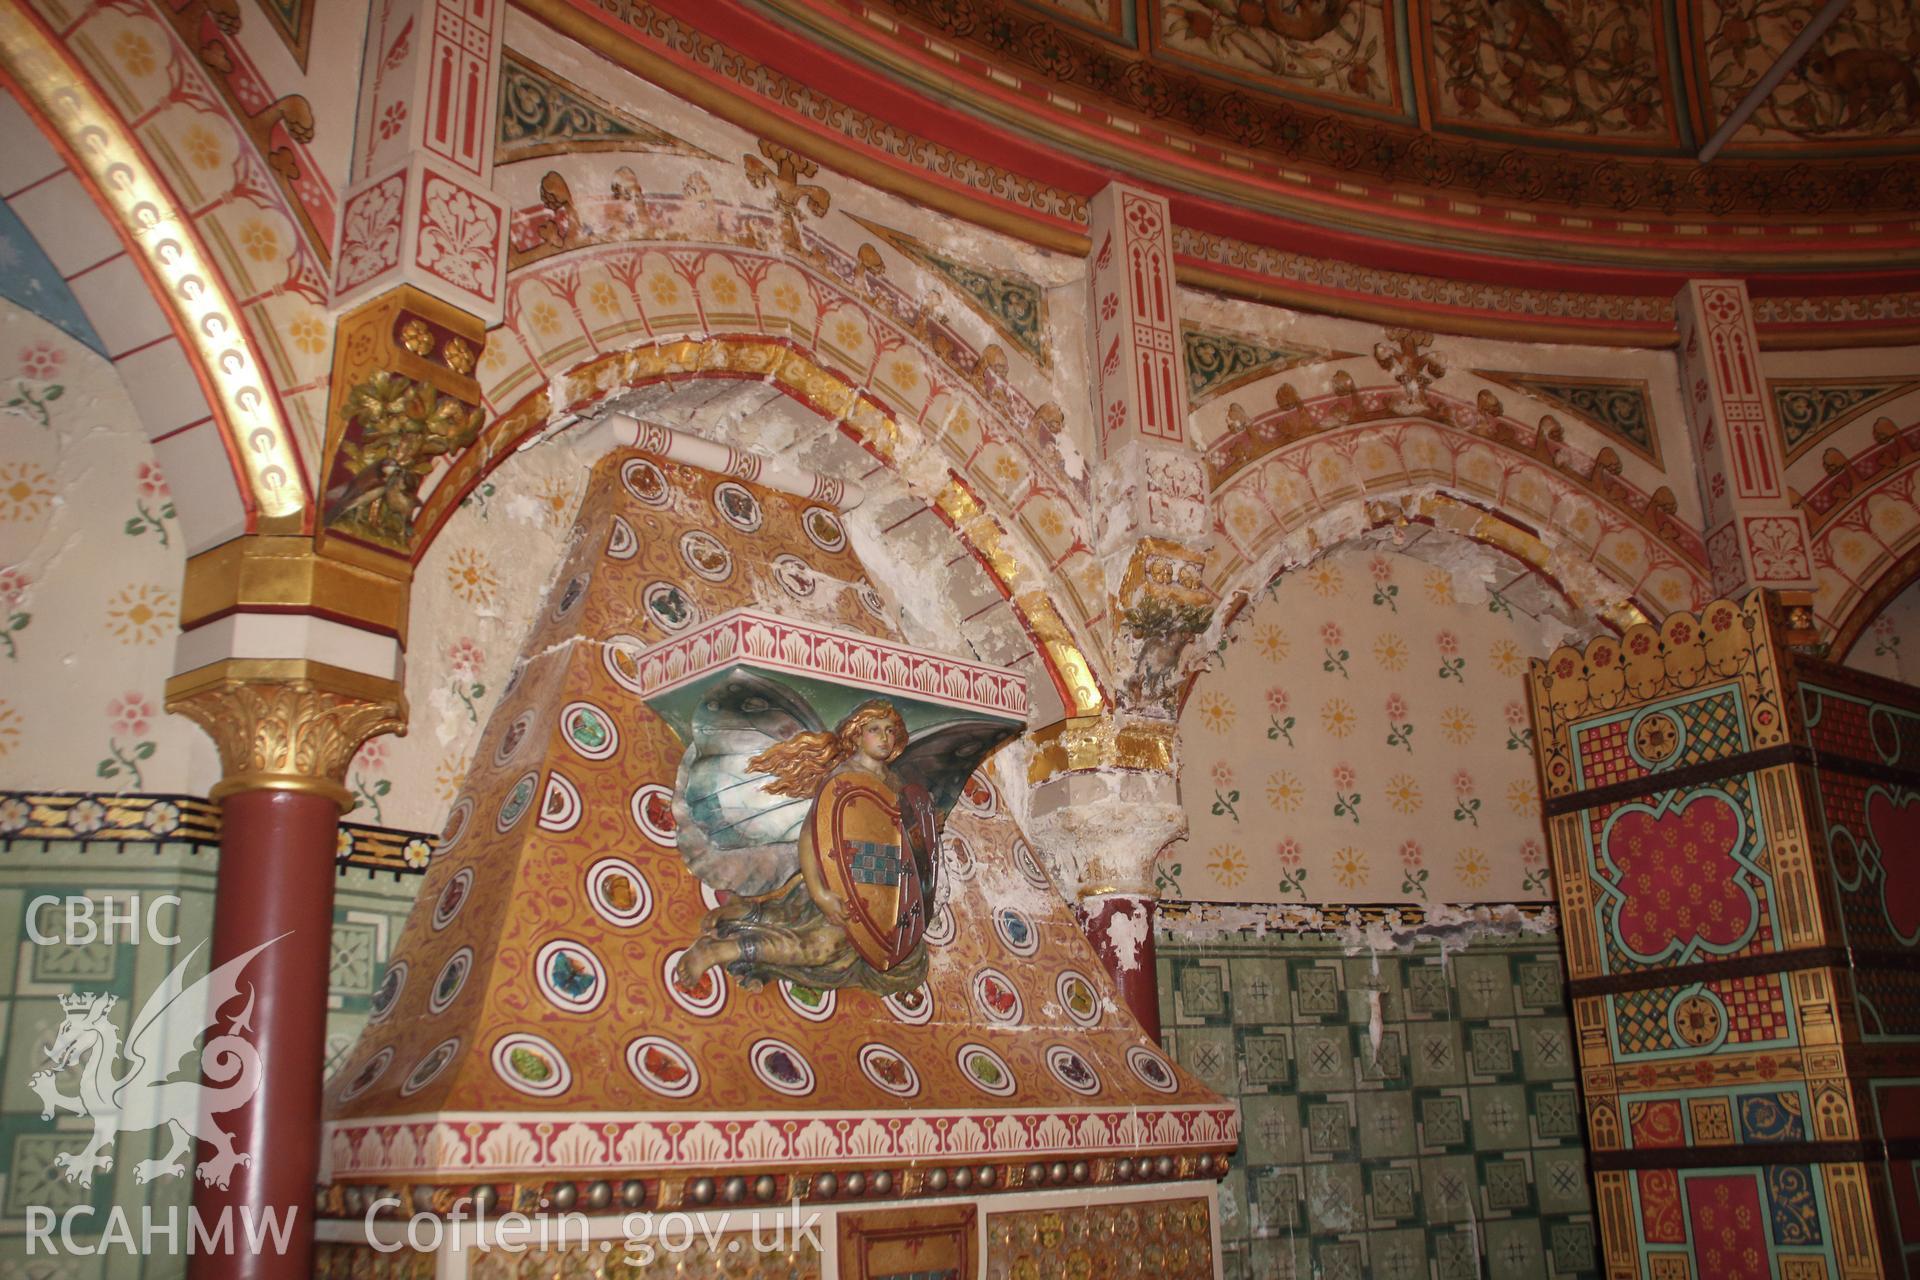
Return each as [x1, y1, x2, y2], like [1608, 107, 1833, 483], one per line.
[671, 680, 951, 995]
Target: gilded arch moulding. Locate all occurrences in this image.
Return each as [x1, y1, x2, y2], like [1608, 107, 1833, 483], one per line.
[0, 0, 308, 531]
[412, 336, 1108, 722]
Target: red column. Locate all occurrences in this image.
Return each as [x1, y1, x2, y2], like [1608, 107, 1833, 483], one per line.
[188, 788, 342, 1280]
[1075, 894, 1161, 1043]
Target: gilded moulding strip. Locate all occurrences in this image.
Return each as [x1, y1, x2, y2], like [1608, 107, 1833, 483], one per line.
[0, 2, 306, 527]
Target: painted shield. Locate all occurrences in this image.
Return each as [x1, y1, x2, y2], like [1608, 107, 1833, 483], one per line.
[814, 774, 926, 971]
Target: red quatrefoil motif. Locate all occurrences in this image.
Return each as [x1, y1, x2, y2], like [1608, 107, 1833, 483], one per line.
[1867, 788, 1920, 944]
[1605, 791, 1753, 963]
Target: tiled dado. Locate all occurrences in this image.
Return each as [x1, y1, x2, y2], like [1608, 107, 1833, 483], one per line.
[1158, 928, 1596, 1280]
[1529, 592, 1920, 1279]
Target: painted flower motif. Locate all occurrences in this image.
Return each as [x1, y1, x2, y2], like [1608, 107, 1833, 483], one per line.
[1210, 761, 1235, 789]
[402, 838, 433, 869]
[1489, 638, 1525, 676]
[0, 463, 56, 521]
[1399, 839, 1423, 867]
[447, 547, 499, 605]
[1254, 624, 1290, 662]
[1437, 631, 1460, 657]
[1307, 563, 1344, 597]
[238, 220, 279, 263]
[1520, 837, 1544, 866]
[279, 309, 333, 359]
[1266, 687, 1290, 715]
[336, 829, 355, 862]
[1275, 837, 1302, 867]
[1505, 701, 1528, 727]
[0, 701, 17, 757]
[435, 749, 469, 803]
[355, 738, 389, 772]
[1208, 844, 1247, 887]
[1424, 569, 1456, 605]
[1386, 773, 1423, 814]
[1332, 846, 1369, 889]
[588, 281, 621, 316]
[1321, 698, 1356, 738]
[1265, 770, 1303, 813]
[448, 638, 484, 678]
[1384, 692, 1408, 720]
[832, 319, 864, 349]
[136, 462, 171, 501]
[710, 275, 741, 305]
[108, 692, 154, 738]
[1439, 706, 1476, 745]
[770, 283, 802, 314]
[1319, 621, 1343, 648]
[113, 31, 157, 76]
[1455, 847, 1491, 888]
[0, 566, 29, 609]
[1368, 555, 1393, 583]
[378, 101, 408, 140]
[1195, 690, 1236, 734]
[1373, 633, 1409, 671]
[1331, 762, 1357, 791]
[182, 125, 222, 169]
[416, 181, 499, 294]
[1453, 769, 1476, 797]
[18, 343, 63, 380]
[141, 801, 181, 835]
[529, 302, 561, 336]
[0, 795, 30, 833]
[1506, 778, 1540, 817]
[68, 799, 107, 835]
[106, 584, 177, 646]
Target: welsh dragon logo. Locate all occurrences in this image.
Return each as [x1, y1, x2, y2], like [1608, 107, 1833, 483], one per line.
[29, 936, 281, 1189]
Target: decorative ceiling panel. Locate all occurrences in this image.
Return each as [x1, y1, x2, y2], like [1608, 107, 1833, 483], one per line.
[1152, 0, 1404, 114]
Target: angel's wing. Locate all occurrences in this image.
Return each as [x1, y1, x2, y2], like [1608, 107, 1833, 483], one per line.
[892, 720, 1020, 816]
[116, 934, 283, 1104]
[671, 671, 825, 898]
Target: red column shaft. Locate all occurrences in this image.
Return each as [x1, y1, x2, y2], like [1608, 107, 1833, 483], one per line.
[188, 788, 340, 1280]
[1075, 894, 1161, 1043]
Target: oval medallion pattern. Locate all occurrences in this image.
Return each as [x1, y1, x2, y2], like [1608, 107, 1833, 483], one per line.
[493, 1033, 572, 1098]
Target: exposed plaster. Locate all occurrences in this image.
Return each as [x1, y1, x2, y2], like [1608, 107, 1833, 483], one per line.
[1158, 901, 1559, 960]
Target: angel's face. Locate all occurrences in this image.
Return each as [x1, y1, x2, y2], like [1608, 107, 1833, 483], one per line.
[857, 721, 901, 760]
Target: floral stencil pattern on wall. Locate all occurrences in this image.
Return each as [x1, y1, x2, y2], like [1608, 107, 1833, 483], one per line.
[1848, 577, 1920, 686]
[1169, 545, 1567, 904]
[341, 445, 586, 833]
[0, 302, 206, 794]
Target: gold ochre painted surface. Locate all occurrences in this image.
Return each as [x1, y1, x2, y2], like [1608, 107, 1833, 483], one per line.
[322, 450, 1231, 1179]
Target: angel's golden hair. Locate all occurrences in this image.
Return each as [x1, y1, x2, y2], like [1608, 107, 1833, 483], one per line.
[749, 700, 907, 798]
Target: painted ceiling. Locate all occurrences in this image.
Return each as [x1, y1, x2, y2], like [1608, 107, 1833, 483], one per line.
[542, 0, 1920, 283]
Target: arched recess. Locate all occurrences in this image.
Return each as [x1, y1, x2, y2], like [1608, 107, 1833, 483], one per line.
[402, 232, 1110, 724]
[1803, 426, 1920, 657]
[1204, 409, 1713, 633]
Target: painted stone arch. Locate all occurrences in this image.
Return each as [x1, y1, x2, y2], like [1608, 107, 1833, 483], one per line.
[484, 229, 1084, 556]
[445, 235, 1108, 719]
[1204, 413, 1711, 629]
[2, 13, 327, 551]
[415, 345, 1094, 728]
[0, 88, 256, 555]
[1807, 449, 1920, 657]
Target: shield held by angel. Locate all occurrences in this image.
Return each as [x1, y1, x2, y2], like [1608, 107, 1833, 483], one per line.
[668, 672, 1011, 996]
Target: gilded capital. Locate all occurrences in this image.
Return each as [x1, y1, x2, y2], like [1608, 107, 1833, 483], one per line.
[166, 660, 408, 809]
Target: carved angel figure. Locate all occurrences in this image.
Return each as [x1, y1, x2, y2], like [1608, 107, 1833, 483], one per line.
[668, 673, 991, 996]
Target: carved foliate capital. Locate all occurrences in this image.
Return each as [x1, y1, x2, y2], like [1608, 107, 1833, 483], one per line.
[166, 660, 407, 809]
